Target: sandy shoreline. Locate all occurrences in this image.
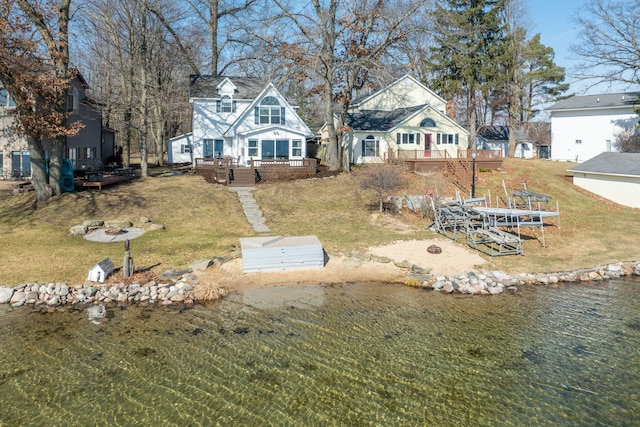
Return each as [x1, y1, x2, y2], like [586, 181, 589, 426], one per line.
[194, 238, 491, 294]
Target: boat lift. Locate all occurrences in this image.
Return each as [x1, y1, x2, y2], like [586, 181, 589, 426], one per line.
[430, 184, 561, 255]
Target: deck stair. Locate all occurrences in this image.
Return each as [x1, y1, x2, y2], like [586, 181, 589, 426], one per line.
[444, 157, 472, 192]
[229, 167, 256, 188]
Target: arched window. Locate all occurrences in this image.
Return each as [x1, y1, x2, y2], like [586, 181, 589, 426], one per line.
[221, 95, 232, 112]
[420, 117, 436, 128]
[217, 94, 236, 113]
[255, 96, 285, 124]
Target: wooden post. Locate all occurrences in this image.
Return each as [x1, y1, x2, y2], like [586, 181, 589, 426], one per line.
[123, 239, 134, 278]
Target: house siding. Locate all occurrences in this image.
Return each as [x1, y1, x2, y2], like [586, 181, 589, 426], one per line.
[355, 76, 447, 114]
[550, 107, 638, 162]
[167, 133, 193, 163]
[347, 131, 388, 164]
[189, 78, 313, 166]
[573, 173, 640, 208]
[340, 78, 469, 166]
[1, 76, 110, 176]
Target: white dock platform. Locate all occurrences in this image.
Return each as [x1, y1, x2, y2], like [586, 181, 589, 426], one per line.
[240, 235, 325, 273]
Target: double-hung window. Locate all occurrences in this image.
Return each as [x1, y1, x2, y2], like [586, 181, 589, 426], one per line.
[216, 95, 235, 113]
[436, 133, 459, 145]
[248, 140, 258, 157]
[362, 135, 379, 157]
[221, 95, 232, 112]
[396, 132, 419, 145]
[292, 140, 302, 157]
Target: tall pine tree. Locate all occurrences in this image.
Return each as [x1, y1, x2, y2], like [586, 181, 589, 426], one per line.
[521, 33, 569, 123]
[426, 0, 509, 145]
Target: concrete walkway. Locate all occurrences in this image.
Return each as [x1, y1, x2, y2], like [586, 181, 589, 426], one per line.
[229, 187, 271, 234]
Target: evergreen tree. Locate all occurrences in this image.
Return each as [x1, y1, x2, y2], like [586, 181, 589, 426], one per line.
[521, 34, 569, 122]
[426, 0, 509, 144]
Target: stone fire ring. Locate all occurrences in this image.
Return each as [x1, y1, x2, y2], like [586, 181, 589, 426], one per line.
[84, 227, 146, 243]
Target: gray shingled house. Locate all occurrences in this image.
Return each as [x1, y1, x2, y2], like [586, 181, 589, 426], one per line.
[568, 152, 640, 208]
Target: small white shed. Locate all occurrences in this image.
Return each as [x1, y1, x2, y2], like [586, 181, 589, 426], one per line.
[240, 235, 325, 273]
[87, 258, 114, 283]
[167, 132, 193, 164]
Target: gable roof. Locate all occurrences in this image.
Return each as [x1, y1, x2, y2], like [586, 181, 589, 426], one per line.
[351, 74, 446, 108]
[189, 75, 268, 99]
[223, 82, 314, 138]
[345, 105, 426, 131]
[568, 152, 640, 177]
[547, 92, 640, 111]
[477, 126, 529, 142]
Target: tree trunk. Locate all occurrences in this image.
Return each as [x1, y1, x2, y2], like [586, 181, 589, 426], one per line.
[48, 138, 65, 196]
[27, 137, 53, 202]
[469, 89, 477, 148]
[324, 79, 340, 171]
[506, 79, 519, 157]
[123, 108, 132, 167]
[209, 0, 219, 76]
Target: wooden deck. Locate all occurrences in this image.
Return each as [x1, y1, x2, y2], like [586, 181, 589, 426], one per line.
[74, 169, 136, 190]
[195, 158, 318, 186]
[390, 149, 503, 191]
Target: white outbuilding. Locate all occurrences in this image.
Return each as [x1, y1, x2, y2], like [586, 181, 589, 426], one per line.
[568, 152, 640, 208]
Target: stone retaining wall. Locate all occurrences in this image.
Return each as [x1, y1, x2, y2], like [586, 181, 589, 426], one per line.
[1, 260, 639, 307]
[0, 280, 196, 307]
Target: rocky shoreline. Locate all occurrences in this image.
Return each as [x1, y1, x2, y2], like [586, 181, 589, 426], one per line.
[1, 258, 639, 308]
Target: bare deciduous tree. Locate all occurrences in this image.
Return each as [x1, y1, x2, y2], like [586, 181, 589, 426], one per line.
[76, 0, 199, 171]
[572, 0, 640, 87]
[185, 0, 259, 76]
[0, 0, 80, 201]
[360, 164, 404, 213]
[615, 128, 640, 152]
[270, 0, 422, 171]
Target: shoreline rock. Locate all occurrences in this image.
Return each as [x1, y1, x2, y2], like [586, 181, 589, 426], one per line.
[0, 260, 639, 308]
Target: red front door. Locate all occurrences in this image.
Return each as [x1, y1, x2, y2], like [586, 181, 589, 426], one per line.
[424, 134, 432, 157]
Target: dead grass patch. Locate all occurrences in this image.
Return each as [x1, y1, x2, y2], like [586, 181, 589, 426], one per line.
[1, 159, 639, 285]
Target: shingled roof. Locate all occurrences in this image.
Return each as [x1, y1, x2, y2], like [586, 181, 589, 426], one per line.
[345, 105, 426, 131]
[189, 75, 268, 99]
[548, 92, 640, 111]
[477, 126, 529, 142]
[568, 152, 640, 177]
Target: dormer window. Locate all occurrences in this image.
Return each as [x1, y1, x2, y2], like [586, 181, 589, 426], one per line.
[255, 96, 285, 125]
[221, 95, 232, 112]
[216, 94, 236, 113]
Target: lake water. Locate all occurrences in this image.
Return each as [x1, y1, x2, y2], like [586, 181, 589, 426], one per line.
[0, 278, 639, 426]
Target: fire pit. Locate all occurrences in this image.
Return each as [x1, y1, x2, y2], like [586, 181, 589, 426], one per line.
[427, 244, 442, 254]
[104, 226, 127, 236]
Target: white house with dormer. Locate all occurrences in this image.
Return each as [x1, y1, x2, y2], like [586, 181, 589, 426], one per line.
[169, 76, 313, 166]
[548, 92, 640, 162]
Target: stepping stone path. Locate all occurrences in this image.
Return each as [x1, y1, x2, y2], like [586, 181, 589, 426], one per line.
[229, 187, 271, 234]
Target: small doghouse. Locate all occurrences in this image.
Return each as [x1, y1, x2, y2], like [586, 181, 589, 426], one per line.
[87, 258, 114, 283]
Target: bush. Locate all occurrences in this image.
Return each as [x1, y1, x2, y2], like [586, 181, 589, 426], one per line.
[359, 164, 405, 213]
